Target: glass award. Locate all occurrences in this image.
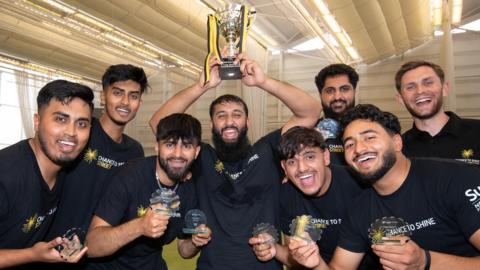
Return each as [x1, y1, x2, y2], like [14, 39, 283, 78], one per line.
[252, 223, 278, 244]
[149, 188, 181, 217]
[182, 209, 208, 234]
[289, 215, 323, 243]
[368, 216, 412, 245]
[316, 118, 339, 140]
[55, 227, 85, 258]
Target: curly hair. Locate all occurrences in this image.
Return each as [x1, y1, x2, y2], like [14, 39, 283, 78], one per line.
[315, 64, 359, 93]
[339, 104, 401, 137]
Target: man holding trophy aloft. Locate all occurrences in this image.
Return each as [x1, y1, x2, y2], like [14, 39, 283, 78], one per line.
[149, 3, 321, 270]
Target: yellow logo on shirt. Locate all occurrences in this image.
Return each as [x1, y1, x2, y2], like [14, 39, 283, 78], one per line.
[462, 149, 474, 159]
[137, 205, 148, 217]
[22, 214, 38, 233]
[84, 148, 98, 164]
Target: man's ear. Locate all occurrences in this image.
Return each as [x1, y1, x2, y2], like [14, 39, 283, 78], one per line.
[393, 133, 403, 152]
[442, 81, 449, 97]
[194, 145, 201, 159]
[100, 90, 106, 106]
[323, 148, 331, 167]
[34, 113, 39, 133]
[154, 142, 159, 152]
[395, 92, 405, 106]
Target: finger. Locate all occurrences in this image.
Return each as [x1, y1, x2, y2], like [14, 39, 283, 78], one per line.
[48, 237, 63, 249]
[378, 257, 397, 270]
[372, 243, 406, 255]
[66, 247, 88, 263]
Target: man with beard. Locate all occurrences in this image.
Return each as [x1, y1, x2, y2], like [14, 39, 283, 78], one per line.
[85, 113, 211, 270]
[0, 80, 93, 268]
[314, 64, 358, 165]
[288, 104, 480, 270]
[149, 53, 320, 270]
[249, 126, 379, 269]
[396, 60, 480, 166]
[46, 64, 147, 248]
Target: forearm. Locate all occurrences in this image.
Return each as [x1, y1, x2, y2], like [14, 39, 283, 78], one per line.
[149, 83, 209, 133]
[86, 218, 143, 257]
[430, 251, 480, 269]
[177, 238, 201, 259]
[258, 77, 321, 131]
[0, 248, 36, 268]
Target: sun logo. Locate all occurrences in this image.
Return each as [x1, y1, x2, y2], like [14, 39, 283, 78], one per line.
[84, 148, 98, 164]
[462, 149, 474, 159]
[137, 205, 148, 217]
[22, 214, 38, 233]
[214, 160, 224, 173]
[369, 228, 385, 244]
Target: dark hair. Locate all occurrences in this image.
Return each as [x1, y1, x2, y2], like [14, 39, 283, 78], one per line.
[156, 113, 202, 145]
[209, 94, 248, 119]
[339, 104, 401, 137]
[278, 126, 327, 160]
[37, 80, 94, 112]
[102, 64, 148, 93]
[315, 63, 359, 93]
[394, 60, 444, 91]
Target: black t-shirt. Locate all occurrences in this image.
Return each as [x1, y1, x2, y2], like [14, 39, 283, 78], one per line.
[402, 112, 480, 166]
[87, 156, 197, 270]
[0, 140, 63, 249]
[46, 117, 144, 240]
[338, 158, 480, 258]
[280, 165, 363, 263]
[315, 118, 346, 166]
[193, 130, 283, 270]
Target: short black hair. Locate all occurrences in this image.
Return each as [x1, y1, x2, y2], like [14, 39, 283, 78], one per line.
[339, 104, 401, 137]
[278, 126, 327, 160]
[209, 94, 249, 119]
[102, 64, 148, 93]
[394, 60, 444, 92]
[156, 113, 202, 145]
[315, 64, 359, 93]
[37, 80, 94, 112]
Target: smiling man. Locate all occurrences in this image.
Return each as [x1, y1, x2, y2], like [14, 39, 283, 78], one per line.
[149, 53, 320, 270]
[395, 60, 480, 165]
[288, 104, 480, 270]
[0, 80, 93, 268]
[314, 64, 358, 165]
[46, 64, 148, 247]
[86, 113, 211, 270]
[248, 126, 378, 269]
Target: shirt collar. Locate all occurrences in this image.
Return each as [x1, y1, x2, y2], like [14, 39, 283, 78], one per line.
[410, 111, 461, 138]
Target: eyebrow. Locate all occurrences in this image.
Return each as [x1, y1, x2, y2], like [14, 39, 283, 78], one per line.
[343, 129, 378, 143]
[53, 112, 90, 123]
[112, 86, 140, 94]
[215, 109, 245, 115]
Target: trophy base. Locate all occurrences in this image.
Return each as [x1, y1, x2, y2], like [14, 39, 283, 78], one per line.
[220, 60, 242, 80]
[182, 228, 208, 234]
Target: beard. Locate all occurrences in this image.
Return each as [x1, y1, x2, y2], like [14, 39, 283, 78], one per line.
[403, 95, 443, 120]
[350, 148, 397, 186]
[322, 99, 354, 120]
[158, 156, 193, 182]
[38, 134, 76, 167]
[212, 125, 252, 162]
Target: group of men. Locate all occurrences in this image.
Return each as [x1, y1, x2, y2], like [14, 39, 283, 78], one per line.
[0, 51, 479, 270]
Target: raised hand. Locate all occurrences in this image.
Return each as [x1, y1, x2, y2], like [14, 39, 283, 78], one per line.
[372, 236, 426, 270]
[141, 207, 170, 238]
[191, 225, 212, 248]
[249, 233, 277, 262]
[237, 53, 266, 87]
[288, 237, 321, 268]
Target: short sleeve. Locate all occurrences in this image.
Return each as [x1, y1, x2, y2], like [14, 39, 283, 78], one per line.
[445, 165, 480, 238]
[94, 170, 132, 226]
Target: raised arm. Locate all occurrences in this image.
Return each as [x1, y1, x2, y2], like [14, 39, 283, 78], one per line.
[149, 57, 222, 133]
[237, 53, 321, 134]
[177, 225, 212, 259]
[86, 210, 169, 257]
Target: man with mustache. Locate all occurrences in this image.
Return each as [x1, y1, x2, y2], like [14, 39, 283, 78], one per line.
[149, 53, 320, 270]
[289, 104, 480, 270]
[314, 64, 358, 165]
[46, 64, 148, 248]
[85, 113, 211, 270]
[395, 60, 480, 166]
[0, 80, 93, 268]
[249, 126, 379, 269]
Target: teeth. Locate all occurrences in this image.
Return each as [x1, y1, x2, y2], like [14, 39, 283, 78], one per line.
[117, 108, 130, 113]
[357, 155, 375, 162]
[416, 98, 430, 104]
[59, 140, 75, 146]
[299, 174, 313, 180]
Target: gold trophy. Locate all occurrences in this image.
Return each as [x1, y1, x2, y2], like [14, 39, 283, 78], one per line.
[205, 3, 256, 81]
